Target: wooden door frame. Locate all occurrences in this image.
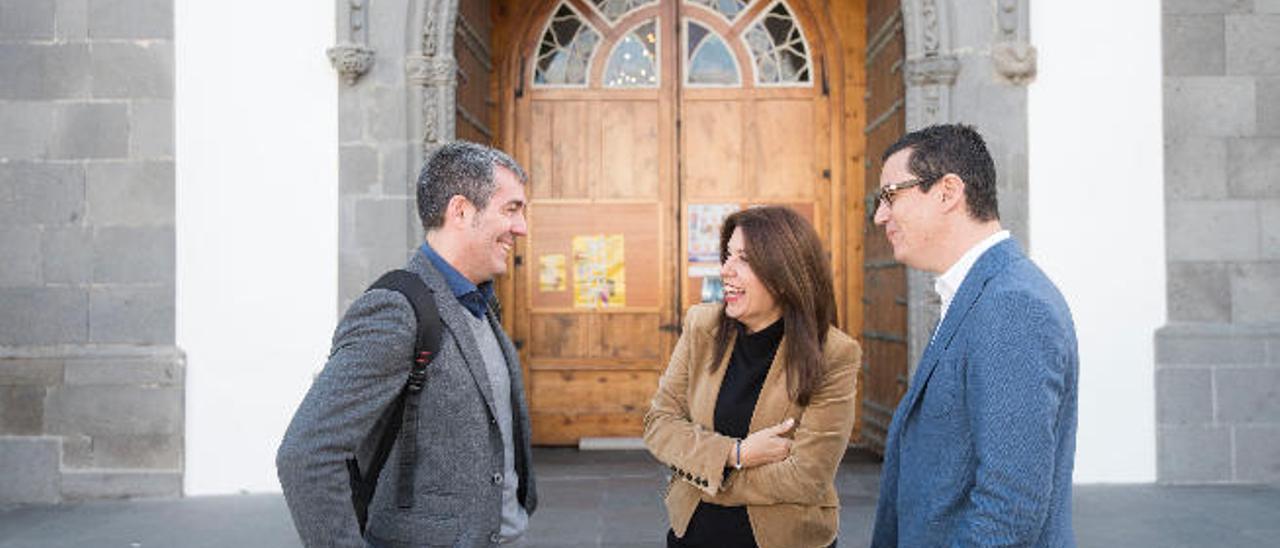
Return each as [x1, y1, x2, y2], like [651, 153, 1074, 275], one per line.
[490, 0, 867, 442]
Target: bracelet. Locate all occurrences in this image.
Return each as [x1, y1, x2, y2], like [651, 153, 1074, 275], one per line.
[734, 439, 743, 470]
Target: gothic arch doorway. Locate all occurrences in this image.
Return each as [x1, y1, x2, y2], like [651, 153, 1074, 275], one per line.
[491, 0, 864, 445]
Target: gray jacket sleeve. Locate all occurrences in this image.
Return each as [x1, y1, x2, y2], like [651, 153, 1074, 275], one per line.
[276, 288, 417, 548]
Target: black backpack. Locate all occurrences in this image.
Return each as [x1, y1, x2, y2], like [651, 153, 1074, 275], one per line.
[346, 270, 443, 533]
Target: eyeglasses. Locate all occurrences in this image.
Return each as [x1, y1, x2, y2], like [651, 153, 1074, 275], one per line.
[876, 178, 930, 210]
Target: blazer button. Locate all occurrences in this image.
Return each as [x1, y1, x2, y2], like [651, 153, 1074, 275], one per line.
[490, 532, 501, 544]
[492, 472, 503, 485]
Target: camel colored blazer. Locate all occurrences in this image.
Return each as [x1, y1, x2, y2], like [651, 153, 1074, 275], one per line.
[644, 303, 861, 548]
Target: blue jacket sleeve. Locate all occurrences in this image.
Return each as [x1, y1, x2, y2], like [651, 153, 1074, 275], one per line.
[954, 291, 1072, 547]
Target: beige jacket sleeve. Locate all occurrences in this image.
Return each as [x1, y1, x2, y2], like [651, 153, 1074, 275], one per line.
[643, 306, 737, 496]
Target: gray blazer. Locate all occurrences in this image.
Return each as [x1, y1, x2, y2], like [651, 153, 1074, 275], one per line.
[277, 251, 536, 548]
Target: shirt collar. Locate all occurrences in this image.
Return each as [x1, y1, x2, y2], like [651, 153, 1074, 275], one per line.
[935, 230, 1010, 320]
[419, 242, 494, 318]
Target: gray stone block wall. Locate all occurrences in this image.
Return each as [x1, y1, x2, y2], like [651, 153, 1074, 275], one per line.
[1161, 0, 1280, 486]
[0, 0, 181, 503]
[335, 1, 421, 312]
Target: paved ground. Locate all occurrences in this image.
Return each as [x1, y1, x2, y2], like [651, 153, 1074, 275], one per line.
[1, 449, 1278, 547]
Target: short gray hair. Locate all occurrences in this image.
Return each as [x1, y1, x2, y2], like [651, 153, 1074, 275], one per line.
[416, 141, 528, 231]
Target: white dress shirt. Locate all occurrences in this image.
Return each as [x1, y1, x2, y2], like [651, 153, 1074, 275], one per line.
[934, 230, 1011, 327]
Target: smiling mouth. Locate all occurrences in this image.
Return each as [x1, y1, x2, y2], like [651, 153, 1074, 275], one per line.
[723, 282, 744, 302]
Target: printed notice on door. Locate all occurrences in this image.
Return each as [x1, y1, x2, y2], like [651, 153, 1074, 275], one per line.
[572, 234, 626, 308]
[538, 254, 566, 292]
[687, 203, 738, 272]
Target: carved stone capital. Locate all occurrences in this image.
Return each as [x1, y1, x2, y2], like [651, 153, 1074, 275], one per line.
[327, 42, 375, 86]
[905, 55, 960, 87]
[992, 41, 1037, 85]
[406, 55, 458, 87]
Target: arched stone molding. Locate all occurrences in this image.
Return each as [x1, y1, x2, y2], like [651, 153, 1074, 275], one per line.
[407, 0, 461, 153]
[899, 0, 959, 373]
[895, 0, 1033, 375]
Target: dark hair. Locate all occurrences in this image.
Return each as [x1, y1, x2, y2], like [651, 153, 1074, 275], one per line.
[882, 123, 999, 221]
[417, 141, 527, 231]
[711, 206, 837, 406]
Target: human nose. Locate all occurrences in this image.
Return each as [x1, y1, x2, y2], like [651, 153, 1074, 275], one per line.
[873, 199, 890, 226]
[720, 259, 734, 279]
[511, 211, 528, 236]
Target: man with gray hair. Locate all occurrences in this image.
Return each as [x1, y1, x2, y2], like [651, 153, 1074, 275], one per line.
[278, 141, 537, 547]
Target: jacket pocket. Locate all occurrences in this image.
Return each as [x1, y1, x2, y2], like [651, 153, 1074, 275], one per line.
[919, 360, 960, 419]
[367, 510, 458, 547]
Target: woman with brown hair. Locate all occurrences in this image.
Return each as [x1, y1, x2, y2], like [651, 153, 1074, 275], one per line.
[644, 205, 861, 548]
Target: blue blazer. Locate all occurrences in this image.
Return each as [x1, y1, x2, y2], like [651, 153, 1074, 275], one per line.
[871, 239, 1078, 547]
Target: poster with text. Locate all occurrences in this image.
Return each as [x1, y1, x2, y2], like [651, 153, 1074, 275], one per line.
[572, 234, 626, 308]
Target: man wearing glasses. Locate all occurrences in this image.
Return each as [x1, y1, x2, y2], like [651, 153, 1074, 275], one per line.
[870, 124, 1079, 547]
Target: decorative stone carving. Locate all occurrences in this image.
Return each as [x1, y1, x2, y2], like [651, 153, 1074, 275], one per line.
[329, 0, 375, 86]
[997, 0, 1019, 40]
[992, 0, 1036, 85]
[905, 56, 960, 87]
[406, 55, 458, 86]
[920, 0, 940, 56]
[993, 41, 1037, 85]
[328, 43, 375, 85]
[411, 0, 461, 152]
[900, 0, 959, 373]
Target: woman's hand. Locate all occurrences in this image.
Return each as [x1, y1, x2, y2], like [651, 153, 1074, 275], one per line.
[726, 418, 796, 469]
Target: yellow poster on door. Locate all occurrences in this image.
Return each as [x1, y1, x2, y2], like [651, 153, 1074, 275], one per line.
[572, 234, 626, 308]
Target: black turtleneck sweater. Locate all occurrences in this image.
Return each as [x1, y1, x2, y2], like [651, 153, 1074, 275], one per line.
[668, 318, 784, 548]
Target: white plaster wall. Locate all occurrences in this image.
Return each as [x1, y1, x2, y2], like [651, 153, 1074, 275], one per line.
[1028, 0, 1164, 482]
[176, 1, 338, 494]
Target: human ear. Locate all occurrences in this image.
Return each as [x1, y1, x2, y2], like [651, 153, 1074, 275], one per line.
[939, 174, 965, 212]
[446, 195, 473, 226]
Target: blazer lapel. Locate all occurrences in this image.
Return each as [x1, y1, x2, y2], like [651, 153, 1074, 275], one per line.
[892, 239, 1022, 430]
[408, 252, 499, 421]
[690, 328, 736, 430]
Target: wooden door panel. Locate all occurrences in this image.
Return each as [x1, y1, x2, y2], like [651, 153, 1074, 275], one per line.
[528, 314, 592, 359]
[526, 201, 663, 310]
[751, 100, 817, 201]
[529, 370, 659, 413]
[594, 313, 663, 360]
[683, 100, 744, 200]
[599, 101, 661, 199]
[507, 0, 847, 446]
[530, 412, 646, 445]
[529, 100, 592, 199]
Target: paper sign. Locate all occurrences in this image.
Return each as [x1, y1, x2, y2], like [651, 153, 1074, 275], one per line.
[572, 234, 626, 308]
[538, 254, 566, 292]
[688, 204, 738, 263]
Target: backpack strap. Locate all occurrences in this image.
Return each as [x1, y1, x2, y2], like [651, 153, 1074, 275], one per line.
[367, 270, 443, 510]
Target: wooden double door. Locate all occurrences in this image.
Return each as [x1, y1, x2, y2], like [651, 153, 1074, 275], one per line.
[500, 0, 840, 444]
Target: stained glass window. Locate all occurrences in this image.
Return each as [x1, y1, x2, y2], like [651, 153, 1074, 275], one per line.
[744, 1, 810, 85]
[605, 20, 659, 87]
[535, 3, 602, 86]
[590, 0, 658, 23]
[685, 21, 739, 85]
[685, 0, 749, 22]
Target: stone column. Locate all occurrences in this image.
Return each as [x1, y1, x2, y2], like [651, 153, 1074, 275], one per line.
[0, 0, 182, 503]
[898, 0, 1034, 377]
